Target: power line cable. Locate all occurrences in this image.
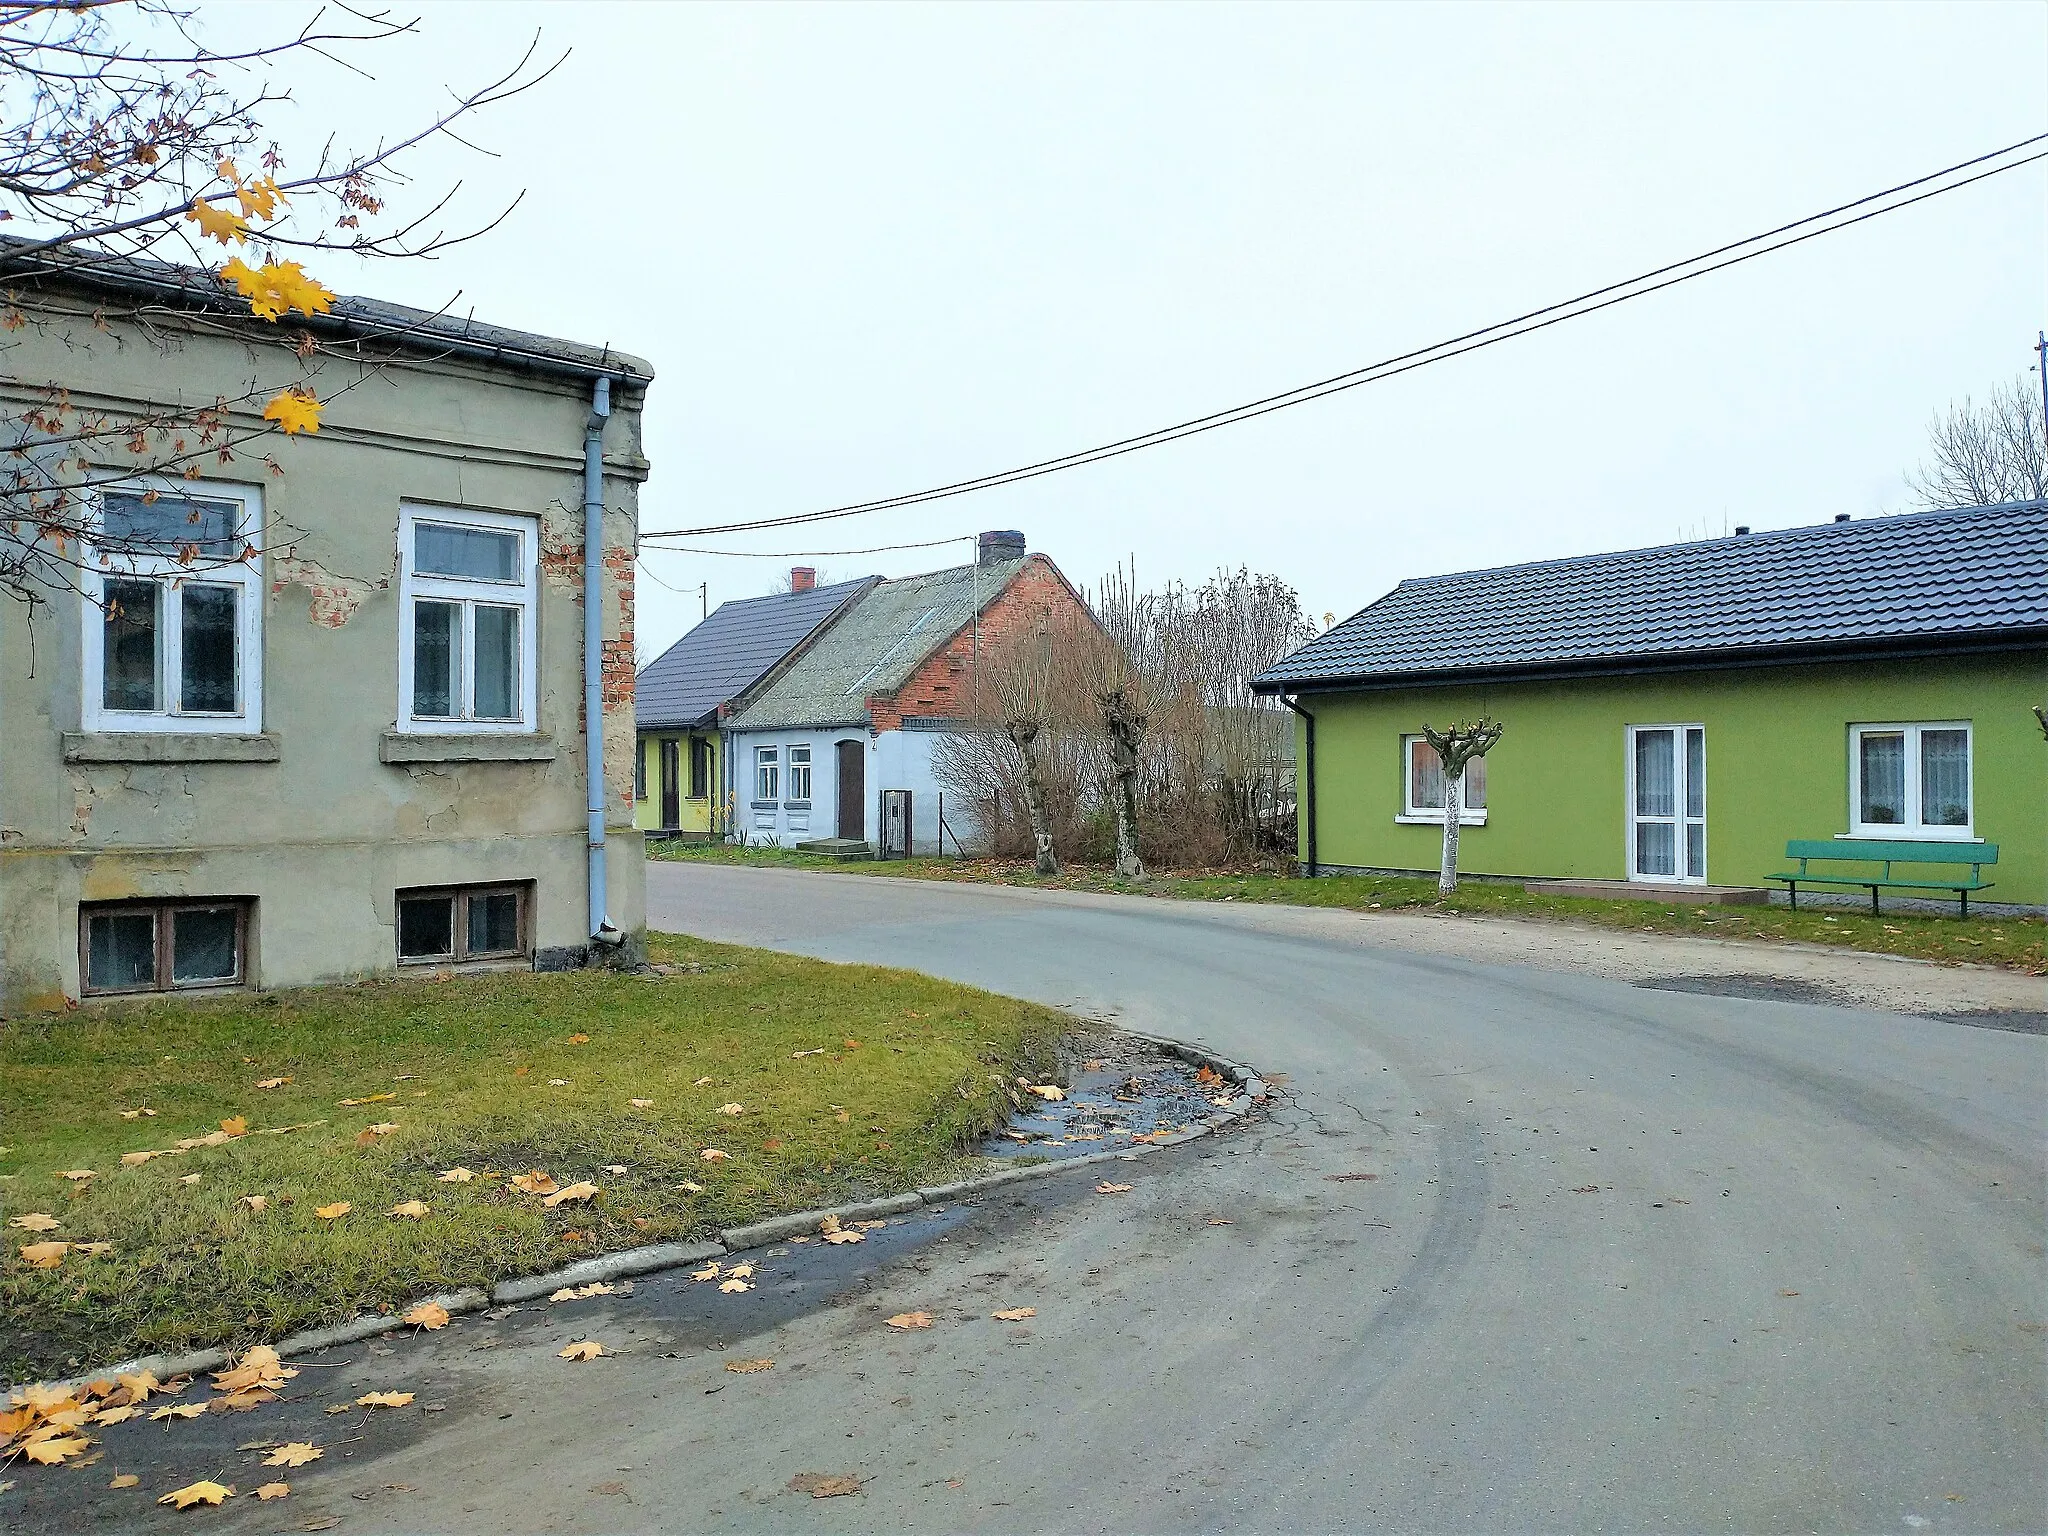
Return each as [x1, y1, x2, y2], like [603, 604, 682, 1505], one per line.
[643, 134, 2048, 540]
[637, 532, 975, 558]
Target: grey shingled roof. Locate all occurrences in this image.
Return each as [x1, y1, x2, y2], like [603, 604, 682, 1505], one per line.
[1255, 501, 2048, 692]
[636, 577, 878, 730]
[730, 555, 1030, 730]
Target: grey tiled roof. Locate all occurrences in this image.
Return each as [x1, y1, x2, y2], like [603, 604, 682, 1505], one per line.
[636, 577, 878, 730]
[730, 556, 1029, 730]
[1255, 501, 2048, 690]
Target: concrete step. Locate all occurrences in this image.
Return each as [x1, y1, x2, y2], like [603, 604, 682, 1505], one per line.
[795, 838, 874, 861]
[1525, 879, 1769, 906]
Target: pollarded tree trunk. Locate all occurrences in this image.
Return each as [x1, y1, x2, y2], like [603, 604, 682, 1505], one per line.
[1420, 718, 1505, 896]
[1100, 687, 1147, 882]
[1006, 719, 1060, 876]
[1440, 768, 1463, 896]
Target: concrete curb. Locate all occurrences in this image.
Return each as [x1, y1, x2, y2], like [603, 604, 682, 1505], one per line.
[35, 1029, 1261, 1394]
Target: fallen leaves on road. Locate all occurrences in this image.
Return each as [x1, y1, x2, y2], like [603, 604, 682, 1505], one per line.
[1323, 1173, 1378, 1183]
[1095, 1182, 1133, 1195]
[1206, 1217, 1232, 1226]
[21, 1434, 92, 1464]
[109, 1473, 140, 1489]
[404, 1302, 450, 1330]
[9, 1212, 59, 1232]
[885, 1311, 933, 1330]
[437, 1167, 475, 1183]
[690, 1262, 721, 1281]
[992, 1307, 1035, 1321]
[788, 1472, 862, 1498]
[557, 1341, 606, 1361]
[355, 1392, 413, 1409]
[262, 1443, 322, 1468]
[255, 1482, 290, 1500]
[313, 1202, 350, 1220]
[549, 1283, 615, 1302]
[1779, 1289, 1802, 1298]
[117, 1369, 162, 1403]
[149, 1404, 207, 1422]
[724, 1358, 774, 1373]
[1195, 1065, 1223, 1086]
[387, 1200, 430, 1219]
[823, 1229, 864, 1244]
[215, 1347, 296, 1395]
[719, 1277, 753, 1294]
[510, 1171, 558, 1195]
[542, 1181, 598, 1208]
[159, 1480, 234, 1508]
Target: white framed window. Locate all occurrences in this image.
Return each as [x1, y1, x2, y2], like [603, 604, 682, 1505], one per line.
[80, 480, 263, 735]
[1848, 723, 1973, 840]
[786, 744, 812, 802]
[1398, 734, 1487, 825]
[1628, 724, 1706, 883]
[396, 504, 538, 734]
[754, 746, 779, 803]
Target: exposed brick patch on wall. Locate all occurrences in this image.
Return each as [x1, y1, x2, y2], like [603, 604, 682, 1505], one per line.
[868, 556, 1090, 726]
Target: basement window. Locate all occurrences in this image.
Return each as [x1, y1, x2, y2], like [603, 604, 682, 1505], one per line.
[80, 900, 249, 994]
[396, 884, 530, 964]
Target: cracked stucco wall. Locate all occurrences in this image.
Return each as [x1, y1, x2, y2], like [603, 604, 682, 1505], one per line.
[0, 290, 651, 1015]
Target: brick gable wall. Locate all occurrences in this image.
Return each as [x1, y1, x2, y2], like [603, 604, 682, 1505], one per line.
[866, 555, 1089, 732]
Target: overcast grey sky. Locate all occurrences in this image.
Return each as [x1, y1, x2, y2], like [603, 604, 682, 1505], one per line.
[219, 1, 2046, 659]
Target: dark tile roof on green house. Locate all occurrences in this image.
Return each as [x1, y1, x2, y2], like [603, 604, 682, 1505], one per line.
[730, 554, 1030, 731]
[1255, 500, 2048, 692]
[637, 577, 878, 731]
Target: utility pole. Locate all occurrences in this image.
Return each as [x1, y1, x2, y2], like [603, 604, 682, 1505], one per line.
[697, 581, 707, 621]
[2036, 332, 2048, 452]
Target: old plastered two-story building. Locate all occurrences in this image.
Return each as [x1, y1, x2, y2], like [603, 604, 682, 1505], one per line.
[0, 252, 651, 1014]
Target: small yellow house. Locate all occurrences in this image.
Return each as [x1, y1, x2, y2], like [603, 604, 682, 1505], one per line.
[634, 569, 876, 840]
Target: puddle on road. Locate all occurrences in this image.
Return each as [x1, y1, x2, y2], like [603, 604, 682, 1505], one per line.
[975, 1032, 1226, 1162]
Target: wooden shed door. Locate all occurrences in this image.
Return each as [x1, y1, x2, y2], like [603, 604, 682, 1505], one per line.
[835, 741, 864, 840]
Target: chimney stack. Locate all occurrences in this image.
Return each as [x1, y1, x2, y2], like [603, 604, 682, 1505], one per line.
[977, 530, 1026, 565]
[790, 566, 816, 593]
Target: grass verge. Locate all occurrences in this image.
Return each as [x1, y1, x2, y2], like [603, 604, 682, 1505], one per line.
[0, 932, 1061, 1382]
[652, 842, 2046, 973]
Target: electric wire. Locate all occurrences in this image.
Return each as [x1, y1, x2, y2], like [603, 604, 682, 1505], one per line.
[642, 134, 2048, 540]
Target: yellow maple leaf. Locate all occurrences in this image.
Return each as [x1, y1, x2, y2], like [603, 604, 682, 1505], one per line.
[699, 1148, 729, 1162]
[1095, 1181, 1134, 1194]
[219, 1116, 248, 1137]
[313, 1202, 350, 1220]
[355, 1391, 413, 1409]
[57, 1169, 95, 1182]
[557, 1341, 606, 1361]
[148, 1403, 206, 1421]
[719, 1103, 745, 1116]
[566, 1033, 590, 1045]
[119, 1108, 156, 1119]
[338, 1092, 395, 1107]
[254, 1482, 290, 1500]
[541, 1181, 597, 1208]
[404, 1301, 449, 1330]
[261, 1442, 322, 1468]
[436, 1167, 475, 1183]
[185, 198, 247, 245]
[109, 1472, 140, 1488]
[884, 1310, 933, 1330]
[19, 1240, 67, 1267]
[254, 1076, 291, 1090]
[718, 1277, 752, 1294]
[234, 175, 285, 222]
[93, 1404, 137, 1426]
[9, 1212, 59, 1231]
[115, 1370, 161, 1402]
[262, 387, 322, 435]
[823, 1229, 864, 1245]
[158, 1480, 233, 1508]
[689, 1263, 720, 1281]
[23, 1433, 92, 1464]
[72, 1241, 113, 1257]
[628, 1098, 654, 1109]
[386, 1200, 429, 1219]
[509, 1170, 558, 1195]
[241, 1195, 267, 1212]
[993, 1307, 1036, 1321]
[723, 1358, 774, 1373]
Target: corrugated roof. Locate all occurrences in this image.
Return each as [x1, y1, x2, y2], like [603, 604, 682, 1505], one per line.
[730, 555, 1029, 730]
[636, 576, 878, 730]
[1255, 501, 2048, 691]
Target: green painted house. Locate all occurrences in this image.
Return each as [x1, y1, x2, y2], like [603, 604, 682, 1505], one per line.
[1253, 502, 2048, 908]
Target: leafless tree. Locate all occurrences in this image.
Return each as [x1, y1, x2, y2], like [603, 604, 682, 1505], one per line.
[0, 1, 561, 608]
[1905, 375, 2048, 510]
[1419, 718, 1503, 895]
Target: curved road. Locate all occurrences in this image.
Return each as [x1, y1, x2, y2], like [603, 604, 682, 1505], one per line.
[188, 864, 2042, 1536]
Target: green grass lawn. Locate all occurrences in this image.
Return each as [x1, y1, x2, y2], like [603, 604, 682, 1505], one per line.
[0, 933, 1061, 1382]
[653, 842, 2047, 974]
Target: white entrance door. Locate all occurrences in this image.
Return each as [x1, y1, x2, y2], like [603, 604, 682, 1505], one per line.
[1628, 725, 1706, 883]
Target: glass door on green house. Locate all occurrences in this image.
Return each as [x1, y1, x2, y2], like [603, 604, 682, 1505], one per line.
[1629, 725, 1705, 882]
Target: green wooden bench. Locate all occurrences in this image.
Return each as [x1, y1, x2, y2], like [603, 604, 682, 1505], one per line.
[1769, 839, 1998, 916]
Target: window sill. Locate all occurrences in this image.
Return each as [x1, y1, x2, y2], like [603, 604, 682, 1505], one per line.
[1395, 811, 1487, 826]
[64, 731, 279, 764]
[749, 800, 779, 810]
[783, 800, 812, 810]
[381, 731, 556, 764]
[1839, 829, 1982, 844]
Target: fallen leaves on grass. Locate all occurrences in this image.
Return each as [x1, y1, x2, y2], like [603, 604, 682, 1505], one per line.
[314, 1202, 350, 1220]
[693, 1076, 714, 1086]
[993, 1308, 1036, 1321]
[18, 1241, 68, 1267]
[219, 1117, 248, 1137]
[404, 1303, 450, 1330]
[700, 1149, 729, 1162]
[437, 1167, 476, 1183]
[884, 1311, 932, 1330]
[57, 1169, 95, 1183]
[628, 1098, 654, 1109]
[255, 1482, 291, 1499]
[355, 1392, 413, 1409]
[1095, 1182, 1133, 1195]
[557, 1341, 606, 1361]
[177, 1173, 201, 1186]
[159, 1480, 234, 1508]
[542, 1181, 598, 1208]
[262, 1443, 322, 1468]
[120, 1150, 166, 1166]
[387, 1201, 430, 1220]
[9, 1212, 59, 1232]
[241, 1195, 268, 1212]
[547, 1079, 570, 1087]
[510, 1171, 558, 1195]
[567, 1033, 590, 1045]
[255, 1077, 291, 1090]
[602, 1164, 627, 1175]
[338, 1093, 394, 1107]
[718, 1103, 745, 1116]
[791, 1048, 826, 1058]
[724, 1358, 773, 1373]
[677, 1179, 704, 1193]
[119, 1108, 157, 1120]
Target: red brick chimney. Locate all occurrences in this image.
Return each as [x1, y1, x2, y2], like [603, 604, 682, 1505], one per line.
[790, 566, 816, 593]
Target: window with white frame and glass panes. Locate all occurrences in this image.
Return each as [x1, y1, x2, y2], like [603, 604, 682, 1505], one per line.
[395, 884, 529, 964]
[1401, 734, 1487, 823]
[82, 485, 264, 734]
[1850, 723, 1972, 838]
[754, 746, 779, 802]
[786, 744, 812, 802]
[80, 900, 248, 994]
[397, 506, 538, 732]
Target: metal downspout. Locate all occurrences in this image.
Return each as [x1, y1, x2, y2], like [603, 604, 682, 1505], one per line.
[1282, 694, 1318, 878]
[583, 377, 617, 951]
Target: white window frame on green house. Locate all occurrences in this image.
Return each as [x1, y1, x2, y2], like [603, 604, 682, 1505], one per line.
[1626, 723, 1706, 885]
[1847, 721, 1974, 841]
[395, 503, 539, 734]
[1397, 733, 1487, 825]
[754, 745, 779, 803]
[79, 479, 265, 735]
[786, 743, 812, 803]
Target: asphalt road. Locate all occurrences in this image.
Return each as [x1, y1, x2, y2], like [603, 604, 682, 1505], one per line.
[185, 864, 2041, 1535]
